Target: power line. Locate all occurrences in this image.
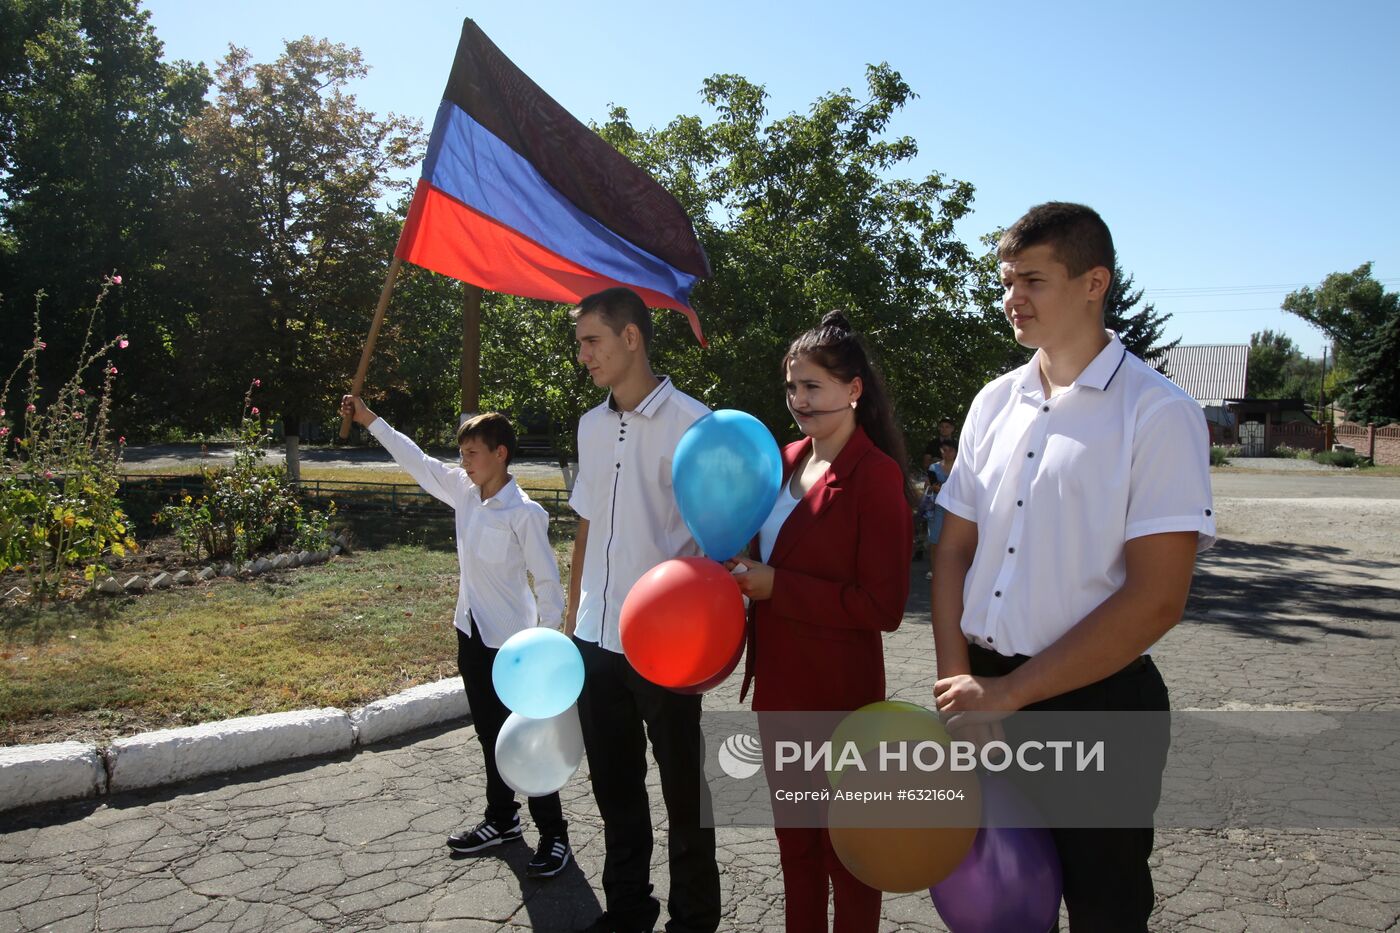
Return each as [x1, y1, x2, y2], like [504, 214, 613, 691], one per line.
[1144, 278, 1400, 298]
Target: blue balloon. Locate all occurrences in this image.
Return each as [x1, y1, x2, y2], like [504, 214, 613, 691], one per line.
[672, 410, 783, 561]
[492, 628, 584, 720]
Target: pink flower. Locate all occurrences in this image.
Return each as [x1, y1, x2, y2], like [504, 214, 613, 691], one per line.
[108, 366, 118, 375]
[78, 389, 86, 396]
[119, 339, 129, 349]
[118, 436, 126, 445]
[36, 341, 46, 350]
[252, 378, 261, 387]
[0, 409, 4, 418]
[0, 427, 8, 438]
[112, 275, 122, 285]
[73, 412, 84, 420]
[251, 407, 260, 416]
[26, 404, 36, 413]
[44, 471, 53, 479]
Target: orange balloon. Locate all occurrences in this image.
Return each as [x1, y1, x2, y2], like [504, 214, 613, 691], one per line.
[828, 764, 980, 893]
[620, 557, 746, 689]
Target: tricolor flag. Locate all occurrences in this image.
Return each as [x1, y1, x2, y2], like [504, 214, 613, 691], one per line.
[395, 19, 711, 345]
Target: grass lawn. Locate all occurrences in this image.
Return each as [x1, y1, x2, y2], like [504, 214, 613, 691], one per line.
[1, 530, 576, 747]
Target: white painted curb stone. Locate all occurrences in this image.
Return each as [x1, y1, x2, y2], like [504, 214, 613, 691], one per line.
[0, 742, 105, 812]
[351, 677, 470, 747]
[107, 708, 354, 793]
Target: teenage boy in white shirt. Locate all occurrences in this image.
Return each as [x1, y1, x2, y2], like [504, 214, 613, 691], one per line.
[564, 287, 720, 933]
[930, 202, 1215, 932]
[340, 396, 572, 878]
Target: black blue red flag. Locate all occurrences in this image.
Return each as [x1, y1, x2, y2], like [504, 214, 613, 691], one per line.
[395, 19, 711, 344]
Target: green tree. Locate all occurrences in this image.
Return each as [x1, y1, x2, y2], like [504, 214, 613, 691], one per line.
[1105, 262, 1177, 361]
[1281, 263, 1398, 367]
[1348, 309, 1400, 425]
[1247, 330, 1330, 402]
[168, 38, 420, 474]
[589, 66, 1009, 457]
[0, 0, 208, 426]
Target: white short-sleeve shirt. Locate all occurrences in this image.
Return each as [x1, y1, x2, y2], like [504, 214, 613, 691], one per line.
[570, 376, 710, 653]
[936, 333, 1216, 657]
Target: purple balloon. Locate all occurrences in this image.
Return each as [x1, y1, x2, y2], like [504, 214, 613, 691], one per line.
[930, 776, 1062, 933]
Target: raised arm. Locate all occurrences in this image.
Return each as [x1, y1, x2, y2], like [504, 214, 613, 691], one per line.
[340, 395, 466, 508]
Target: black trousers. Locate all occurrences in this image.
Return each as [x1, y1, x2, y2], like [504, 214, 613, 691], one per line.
[456, 620, 566, 839]
[574, 636, 721, 933]
[968, 643, 1170, 933]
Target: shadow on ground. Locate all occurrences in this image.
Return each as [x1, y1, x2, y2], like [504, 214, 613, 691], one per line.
[1187, 538, 1400, 643]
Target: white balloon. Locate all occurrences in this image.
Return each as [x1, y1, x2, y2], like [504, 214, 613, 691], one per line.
[494, 704, 585, 797]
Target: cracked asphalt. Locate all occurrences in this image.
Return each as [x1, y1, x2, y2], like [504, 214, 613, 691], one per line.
[3, 471, 1399, 931]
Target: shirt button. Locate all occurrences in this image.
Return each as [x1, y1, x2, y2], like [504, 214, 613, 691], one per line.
[987, 636, 994, 643]
[1008, 547, 1015, 554]
[1042, 406, 1049, 413]
[616, 462, 621, 469]
[1205, 508, 1213, 516]
[994, 590, 1002, 598]
[1027, 451, 1035, 458]
[1016, 500, 1023, 507]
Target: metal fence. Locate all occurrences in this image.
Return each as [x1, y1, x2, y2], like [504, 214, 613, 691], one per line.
[117, 474, 572, 516]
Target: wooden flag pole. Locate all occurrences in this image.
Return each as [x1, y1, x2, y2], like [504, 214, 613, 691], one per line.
[461, 283, 483, 422]
[340, 256, 404, 440]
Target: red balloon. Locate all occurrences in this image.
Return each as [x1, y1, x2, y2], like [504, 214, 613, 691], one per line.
[620, 557, 746, 689]
[671, 635, 745, 695]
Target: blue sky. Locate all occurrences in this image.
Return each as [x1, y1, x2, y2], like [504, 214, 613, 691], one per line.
[142, 0, 1399, 359]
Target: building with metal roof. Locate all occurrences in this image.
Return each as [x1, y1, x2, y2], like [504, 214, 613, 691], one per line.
[1151, 344, 1250, 405]
[1149, 344, 1250, 442]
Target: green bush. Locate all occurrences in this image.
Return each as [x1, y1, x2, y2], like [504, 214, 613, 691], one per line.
[156, 382, 335, 562]
[1210, 445, 1237, 466]
[1313, 449, 1362, 468]
[0, 282, 135, 596]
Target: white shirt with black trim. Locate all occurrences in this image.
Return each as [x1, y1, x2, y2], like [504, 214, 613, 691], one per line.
[936, 333, 1216, 658]
[570, 376, 710, 654]
[367, 417, 565, 648]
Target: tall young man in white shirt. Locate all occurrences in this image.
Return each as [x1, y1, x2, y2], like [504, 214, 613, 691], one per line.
[566, 288, 720, 933]
[931, 203, 1215, 931]
[340, 398, 571, 878]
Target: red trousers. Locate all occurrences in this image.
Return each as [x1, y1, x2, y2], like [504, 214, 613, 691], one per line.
[773, 826, 881, 933]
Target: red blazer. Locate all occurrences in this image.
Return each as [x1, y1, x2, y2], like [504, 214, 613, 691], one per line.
[741, 425, 913, 712]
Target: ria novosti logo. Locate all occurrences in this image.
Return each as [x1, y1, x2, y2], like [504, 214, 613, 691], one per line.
[717, 733, 763, 779]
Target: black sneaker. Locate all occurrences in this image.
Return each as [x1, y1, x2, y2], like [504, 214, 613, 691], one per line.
[446, 814, 522, 853]
[527, 834, 572, 878]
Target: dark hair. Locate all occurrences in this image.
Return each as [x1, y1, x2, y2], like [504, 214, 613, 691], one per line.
[998, 202, 1115, 285]
[785, 311, 917, 505]
[457, 411, 517, 465]
[573, 286, 654, 350]
[938, 417, 955, 428]
[938, 438, 957, 455]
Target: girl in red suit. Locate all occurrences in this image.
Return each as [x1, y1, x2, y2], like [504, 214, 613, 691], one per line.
[729, 311, 915, 933]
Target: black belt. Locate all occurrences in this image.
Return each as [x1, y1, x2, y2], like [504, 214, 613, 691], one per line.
[966, 642, 1149, 678]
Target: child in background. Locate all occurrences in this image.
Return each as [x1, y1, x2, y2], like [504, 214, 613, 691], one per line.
[924, 439, 956, 580]
[340, 395, 572, 879]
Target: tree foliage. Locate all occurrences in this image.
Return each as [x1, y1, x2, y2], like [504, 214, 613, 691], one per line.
[1247, 330, 1326, 401]
[1281, 263, 1398, 367]
[167, 38, 421, 443]
[1347, 306, 1400, 425]
[1104, 262, 1177, 362]
[0, 0, 208, 424]
[1281, 265, 1398, 419]
[585, 65, 1009, 454]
